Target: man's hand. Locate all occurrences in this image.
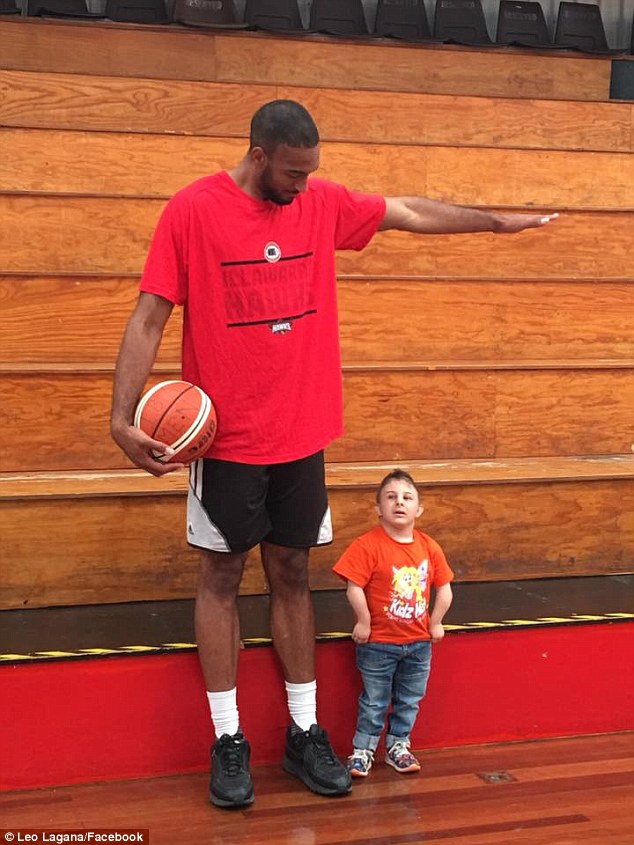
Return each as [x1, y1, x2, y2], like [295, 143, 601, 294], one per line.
[111, 421, 185, 477]
[492, 211, 559, 233]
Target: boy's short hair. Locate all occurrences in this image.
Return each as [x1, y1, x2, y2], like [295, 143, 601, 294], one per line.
[376, 469, 420, 502]
[249, 100, 319, 154]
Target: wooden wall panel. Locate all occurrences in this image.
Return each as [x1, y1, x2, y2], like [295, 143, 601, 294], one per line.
[0, 19, 219, 81]
[325, 456, 634, 487]
[338, 280, 634, 363]
[2, 19, 633, 607]
[2, 370, 633, 472]
[420, 147, 634, 211]
[2, 71, 632, 152]
[3, 277, 633, 366]
[0, 374, 130, 473]
[0, 495, 205, 609]
[311, 480, 634, 586]
[338, 214, 634, 281]
[335, 370, 497, 462]
[0, 196, 162, 275]
[2, 478, 633, 609]
[0, 71, 271, 136]
[0, 129, 242, 198]
[333, 370, 634, 462]
[0, 276, 181, 364]
[3, 127, 633, 210]
[1, 197, 630, 279]
[214, 35, 612, 101]
[4, 456, 633, 497]
[0, 21, 612, 101]
[281, 87, 634, 153]
[492, 370, 634, 457]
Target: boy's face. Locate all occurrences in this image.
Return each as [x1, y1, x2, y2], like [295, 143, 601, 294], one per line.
[376, 479, 423, 532]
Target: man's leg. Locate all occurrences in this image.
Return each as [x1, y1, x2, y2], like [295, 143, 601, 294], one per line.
[196, 550, 255, 808]
[259, 451, 329, 689]
[261, 540, 351, 796]
[261, 542, 318, 729]
[196, 549, 246, 691]
[260, 541, 315, 683]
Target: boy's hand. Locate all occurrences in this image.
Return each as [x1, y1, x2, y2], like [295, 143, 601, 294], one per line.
[352, 622, 371, 644]
[430, 622, 445, 643]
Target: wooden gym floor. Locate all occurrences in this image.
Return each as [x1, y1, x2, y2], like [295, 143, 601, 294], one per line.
[2, 732, 633, 845]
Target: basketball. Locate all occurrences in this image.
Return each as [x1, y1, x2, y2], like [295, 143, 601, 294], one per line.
[133, 380, 217, 464]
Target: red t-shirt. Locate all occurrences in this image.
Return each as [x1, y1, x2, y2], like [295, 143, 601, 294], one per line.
[140, 173, 386, 464]
[333, 526, 454, 643]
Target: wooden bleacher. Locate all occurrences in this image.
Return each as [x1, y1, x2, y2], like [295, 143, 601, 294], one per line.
[1, 17, 633, 617]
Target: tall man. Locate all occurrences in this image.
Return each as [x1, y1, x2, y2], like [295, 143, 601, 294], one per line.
[111, 100, 557, 808]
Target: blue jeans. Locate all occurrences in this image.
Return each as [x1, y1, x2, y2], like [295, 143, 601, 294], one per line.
[353, 640, 432, 752]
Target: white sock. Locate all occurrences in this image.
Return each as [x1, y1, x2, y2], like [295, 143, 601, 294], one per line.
[207, 688, 240, 740]
[285, 680, 317, 731]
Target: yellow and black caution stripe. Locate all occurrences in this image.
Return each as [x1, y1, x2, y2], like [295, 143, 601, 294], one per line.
[0, 645, 197, 663]
[1, 612, 632, 664]
[444, 612, 634, 630]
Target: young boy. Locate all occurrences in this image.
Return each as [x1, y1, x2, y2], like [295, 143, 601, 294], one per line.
[333, 469, 454, 777]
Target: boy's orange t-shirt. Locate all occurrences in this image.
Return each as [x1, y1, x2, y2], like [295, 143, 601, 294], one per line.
[333, 526, 454, 643]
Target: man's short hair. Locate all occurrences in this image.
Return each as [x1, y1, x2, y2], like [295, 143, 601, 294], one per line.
[250, 100, 319, 153]
[376, 469, 420, 502]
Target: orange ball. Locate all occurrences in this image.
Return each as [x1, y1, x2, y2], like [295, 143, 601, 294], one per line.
[134, 380, 216, 464]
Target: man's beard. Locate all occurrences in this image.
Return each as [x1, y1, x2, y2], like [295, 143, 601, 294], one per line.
[259, 170, 294, 206]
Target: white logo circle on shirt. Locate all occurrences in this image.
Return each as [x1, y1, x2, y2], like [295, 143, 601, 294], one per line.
[264, 242, 282, 263]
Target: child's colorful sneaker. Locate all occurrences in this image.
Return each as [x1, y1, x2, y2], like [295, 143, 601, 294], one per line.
[346, 748, 374, 778]
[385, 741, 421, 774]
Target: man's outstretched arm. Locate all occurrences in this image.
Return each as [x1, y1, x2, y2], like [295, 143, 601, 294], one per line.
[379, 196, 558, 234]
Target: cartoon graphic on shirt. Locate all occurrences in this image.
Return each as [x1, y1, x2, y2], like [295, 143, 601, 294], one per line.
[388, 560, 429, 623]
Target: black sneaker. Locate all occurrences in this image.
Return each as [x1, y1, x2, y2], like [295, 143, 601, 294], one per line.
[210, 729, 255, 808]
[283, 723, 352, 796]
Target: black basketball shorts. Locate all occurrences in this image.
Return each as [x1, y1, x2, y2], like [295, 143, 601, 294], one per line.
[186, 450, 333, 554]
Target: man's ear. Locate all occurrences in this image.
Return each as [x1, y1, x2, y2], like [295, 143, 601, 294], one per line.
[417, 503, 424, 518]
[250, 146, 268, 170]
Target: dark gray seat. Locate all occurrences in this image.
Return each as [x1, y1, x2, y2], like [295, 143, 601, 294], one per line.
[27, 0, 103, 17]
[105, 0, 168, 22]
[245, 0, 305, 32]
[309, 0, 368, 36]
[496, 0, 551, 46]
[0, 0, 20, 14]
[374, 0, 431, 41]
[554, 1, 616, 53]
[434, 0, 492, 45]
[173, 0, 247, 27]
